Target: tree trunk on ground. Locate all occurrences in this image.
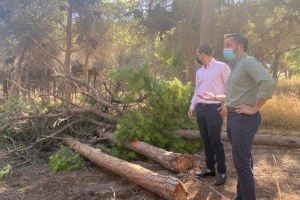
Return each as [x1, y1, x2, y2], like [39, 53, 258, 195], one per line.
[103, 133, 194, 173]
[63, 138, 188, 200]
[167, 129, 300, 149]
[125, 140, 194, 173]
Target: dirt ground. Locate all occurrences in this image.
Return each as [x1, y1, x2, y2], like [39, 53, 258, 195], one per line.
[0, 142, 299, 200]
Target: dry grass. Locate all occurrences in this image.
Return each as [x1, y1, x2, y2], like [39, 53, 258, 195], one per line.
[276, 78, 300, 96]
[261, 77, 300, 132]
[261, 94, 300, 130]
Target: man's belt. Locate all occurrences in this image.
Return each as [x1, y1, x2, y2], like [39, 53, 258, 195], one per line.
[197, 103, 222, 107]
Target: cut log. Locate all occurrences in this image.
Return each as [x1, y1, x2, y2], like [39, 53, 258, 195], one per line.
[125, 140, 194, 173]
[169, 130, 300, 149]
[62, 138, 188, 200]
[102, 133, 194, 173]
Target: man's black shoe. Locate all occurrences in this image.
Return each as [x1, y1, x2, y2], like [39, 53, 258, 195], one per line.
[195, 169, 216, 178]
[214, 174, 226, 186]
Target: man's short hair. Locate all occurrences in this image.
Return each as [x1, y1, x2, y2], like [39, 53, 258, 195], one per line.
[224, 33, 249, 52]
[197, 44, 214, 56]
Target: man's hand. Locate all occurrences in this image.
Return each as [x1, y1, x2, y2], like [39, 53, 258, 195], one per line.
[188, 109, 194, 118]
[198, 92, 216, 100]
[235, 104, 259, 115]
[218, 105, 228, 118]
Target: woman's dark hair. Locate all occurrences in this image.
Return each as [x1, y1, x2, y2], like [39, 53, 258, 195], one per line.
[224, 33, 249, 52]
[197, 44, 214, 56]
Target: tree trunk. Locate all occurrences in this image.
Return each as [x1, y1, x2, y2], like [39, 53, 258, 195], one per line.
[93, 69, 98, 88]
[103, 133, 194, 173]
[184, 7, 197, 84]
[63, 138, 188, 200]
[177, 1, 200, 85]
[272, 52, 281, 82]
[168, 129, 300, 149]
[53, 79, 57, 103]
[64, 1, 73, 102]
[187, 0, 215, 84]
[83, 47, 93, 92]
[200, 0, 215, 45]
[10, 46, 26, 97]
[24, 67, 30, 99]
[3, 79, 8, 100]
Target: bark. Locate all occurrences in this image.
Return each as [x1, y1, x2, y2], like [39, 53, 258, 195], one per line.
[168, 130, 300, 149]
[24, 67, 30, 99]
[2, 79, 8, 100]
[200, 0, 215, 45]
[63, 138, 188, 200]
[184, 3, 197, 84]
[93, 69, 98, 88]
[10, 47, 26, 97]
[104, 134, 194, 173]
[83, 47, 93, 92]
[53, 79, 57, 103]
[126, 140, 194, 173]
[64, 1, 73, 102]
[273, 52, 281, 82]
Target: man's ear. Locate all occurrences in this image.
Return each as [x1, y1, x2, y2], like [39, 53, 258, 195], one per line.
[238, 44, 243, 52]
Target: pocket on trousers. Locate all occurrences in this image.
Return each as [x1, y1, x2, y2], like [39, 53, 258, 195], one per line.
[228, 113, 243, 126]
[242, 112, 261, 136]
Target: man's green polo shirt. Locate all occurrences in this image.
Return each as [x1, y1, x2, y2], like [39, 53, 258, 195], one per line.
[226, 53, 275, 107]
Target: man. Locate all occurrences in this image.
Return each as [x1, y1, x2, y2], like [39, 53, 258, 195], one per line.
[221, 33, 275, 200]
[188, 44, 230, 186]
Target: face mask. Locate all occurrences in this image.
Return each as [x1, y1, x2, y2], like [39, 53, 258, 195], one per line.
[223, 48, 235, 61]
[196, 57, 203, 65]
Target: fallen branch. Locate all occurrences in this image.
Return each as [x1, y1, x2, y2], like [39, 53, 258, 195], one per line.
[62, 138, 188, 200]
[0, 121, 16, 132]
[29, 119, 83, 147]
[81, 117, 114, 129]
[68, 108, 117, 123]
[79, 91, 122, 114]
[6, 113, 65, 121]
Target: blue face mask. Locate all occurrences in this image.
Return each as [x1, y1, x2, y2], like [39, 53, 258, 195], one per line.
[223, 49, 235, 61]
